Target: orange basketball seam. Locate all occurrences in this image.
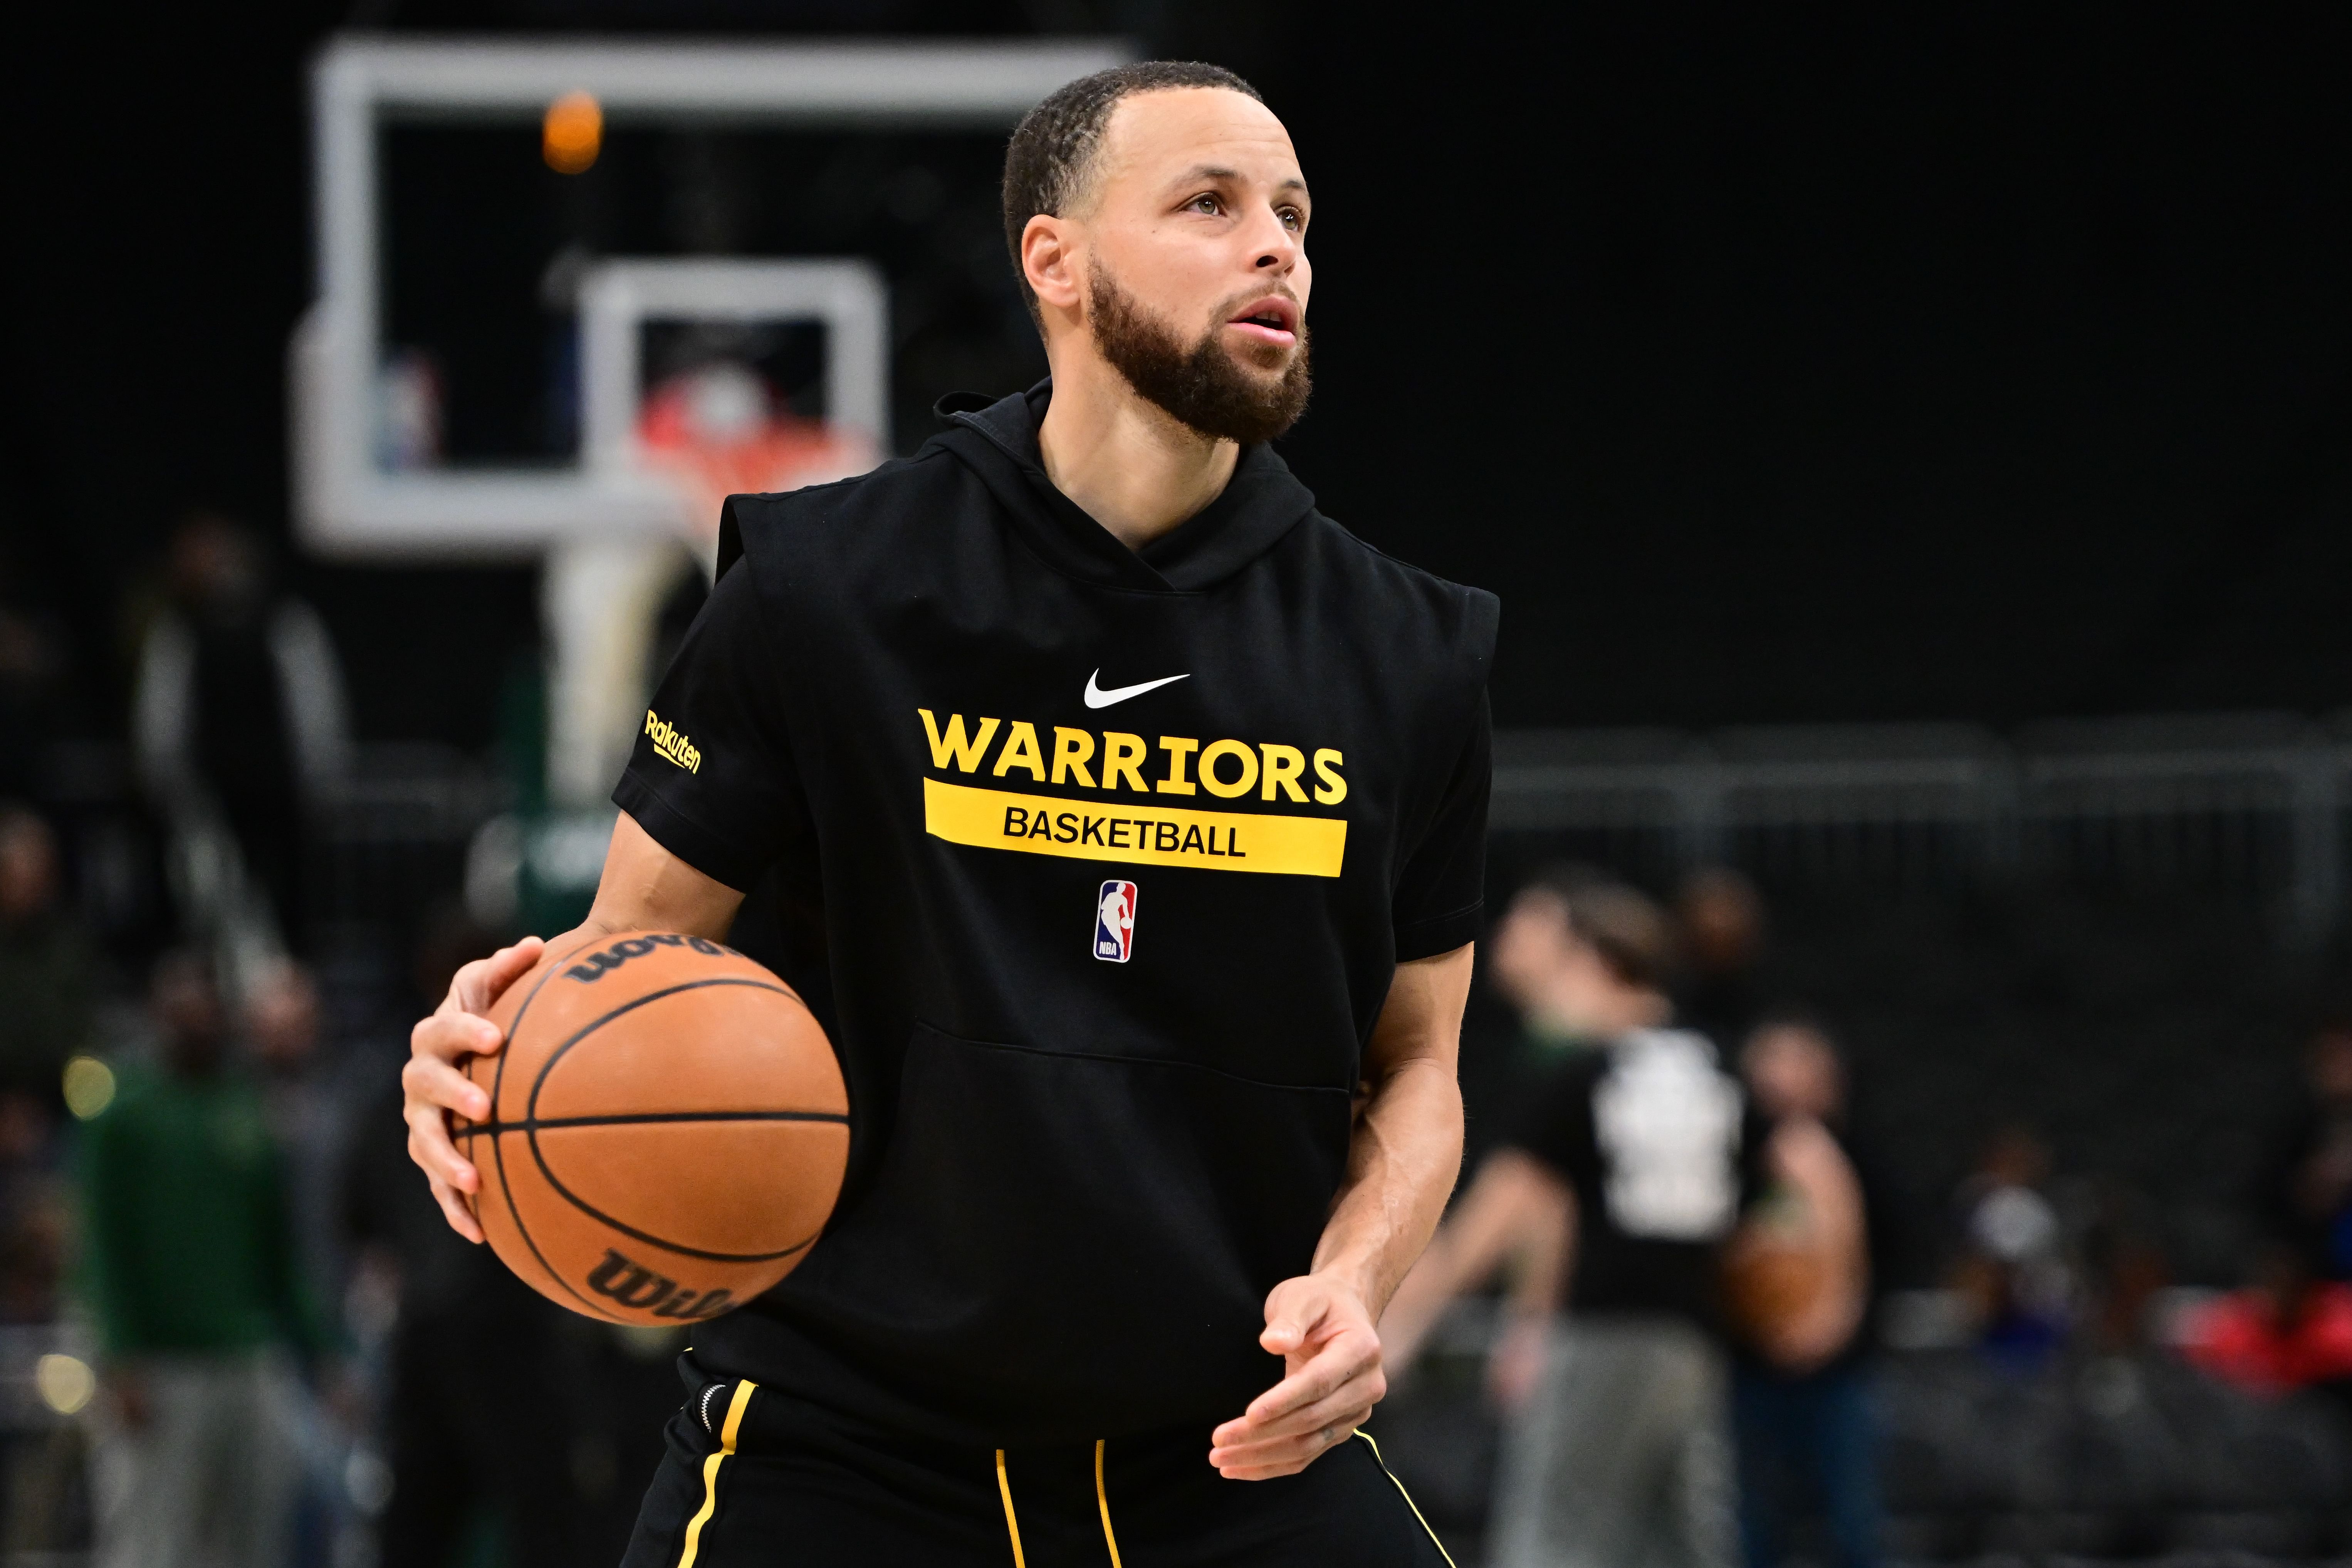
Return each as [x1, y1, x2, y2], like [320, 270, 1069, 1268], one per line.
[526, 1150, 839, 1263]
[487, 932, 628, 1321]
[520, 976, 809, 1132]
[468, 1110, 849, 1133]
[489, 1100, 613, 1319]
[521, 975, 844, 1263]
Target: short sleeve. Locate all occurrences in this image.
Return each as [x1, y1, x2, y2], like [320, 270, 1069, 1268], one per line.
[611, 557, 803, 893]
[1391, 688, 1491, 960]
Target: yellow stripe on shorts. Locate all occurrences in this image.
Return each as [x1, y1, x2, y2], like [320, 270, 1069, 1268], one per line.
[1355, 1430, 1459, 1568]
[994, 1449, 1027, 1568]
[677, 1381, 757, 1568]
[1094, 1439, 1125, 1568]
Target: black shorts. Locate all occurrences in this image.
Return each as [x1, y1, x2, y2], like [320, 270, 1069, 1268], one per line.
[621, 1369, 1456, 1568]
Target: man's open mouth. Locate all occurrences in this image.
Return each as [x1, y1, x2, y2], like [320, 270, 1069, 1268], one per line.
[1228, 296, 1301, 345]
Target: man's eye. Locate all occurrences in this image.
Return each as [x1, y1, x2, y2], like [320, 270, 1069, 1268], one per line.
[1190, 195, 1222, 216]
[1280, 208, 1304, 231]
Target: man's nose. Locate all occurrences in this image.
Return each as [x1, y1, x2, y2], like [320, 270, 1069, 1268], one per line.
[1247, 213, 1300, 274]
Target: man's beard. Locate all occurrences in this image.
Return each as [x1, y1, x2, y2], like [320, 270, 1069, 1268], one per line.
[1088, 267, 1312, 445]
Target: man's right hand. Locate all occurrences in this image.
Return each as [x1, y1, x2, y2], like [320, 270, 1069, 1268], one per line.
[402, 935, 546, 1242]
[404, 815, 749, 1241]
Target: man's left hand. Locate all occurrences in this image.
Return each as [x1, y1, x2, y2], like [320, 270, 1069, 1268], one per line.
[1209, 1272, 1387, 1480]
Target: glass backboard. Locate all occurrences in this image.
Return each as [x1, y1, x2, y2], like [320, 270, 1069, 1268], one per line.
[291, 36, 1129, 557]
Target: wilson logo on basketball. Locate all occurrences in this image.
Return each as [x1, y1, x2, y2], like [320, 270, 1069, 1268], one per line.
[586, 1248, 735, 1321]
[565, 932, 728, 983]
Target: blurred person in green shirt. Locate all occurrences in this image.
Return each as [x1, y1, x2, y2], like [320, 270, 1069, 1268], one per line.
[79, 950, 327, 1568]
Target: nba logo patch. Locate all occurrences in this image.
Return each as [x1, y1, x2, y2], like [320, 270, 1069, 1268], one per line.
[1095, 880, 1138, 963]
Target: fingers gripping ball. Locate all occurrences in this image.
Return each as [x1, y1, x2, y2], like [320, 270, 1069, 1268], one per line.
[455, 933, 848, 1325]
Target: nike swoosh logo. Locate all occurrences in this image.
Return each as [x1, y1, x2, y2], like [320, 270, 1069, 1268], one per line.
[1084, 669, 1190, 708]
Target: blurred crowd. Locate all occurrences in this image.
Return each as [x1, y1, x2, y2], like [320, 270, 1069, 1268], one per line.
[1379, 866, 2352, 1568]
[3, 513, 2352, 1566]
[0, 516, 689, 1567]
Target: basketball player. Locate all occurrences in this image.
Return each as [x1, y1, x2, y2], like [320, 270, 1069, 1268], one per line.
[404, 62, 1494, 1566]
[1382, 872, 1763, 1568]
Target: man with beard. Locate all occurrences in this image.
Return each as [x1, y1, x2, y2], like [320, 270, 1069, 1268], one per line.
[402, 61, 1494, 1567]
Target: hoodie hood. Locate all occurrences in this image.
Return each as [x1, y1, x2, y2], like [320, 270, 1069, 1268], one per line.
[921, 380, 1318, 594]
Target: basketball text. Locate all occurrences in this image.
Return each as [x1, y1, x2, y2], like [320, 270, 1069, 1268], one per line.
[923, 778, 1345, 878]
[587, 1248, 736, 1321]
[565, 931, 728, 983]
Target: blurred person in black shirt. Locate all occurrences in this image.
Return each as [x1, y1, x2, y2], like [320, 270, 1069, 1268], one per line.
[342, 911, 585, 1568]
[1721, 1017, 1879, 1568]
[132, 513, 349, 950]
[0, 806, 94, 1103]
[1386, 870, 1759, 1568]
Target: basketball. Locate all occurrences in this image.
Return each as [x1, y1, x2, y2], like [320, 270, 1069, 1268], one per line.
[453, 931, 848, 1326]
[1721, 1204, 1829, 1364]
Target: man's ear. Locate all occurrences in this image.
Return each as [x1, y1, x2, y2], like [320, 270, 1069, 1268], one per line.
[1022, 214, 1084, 318]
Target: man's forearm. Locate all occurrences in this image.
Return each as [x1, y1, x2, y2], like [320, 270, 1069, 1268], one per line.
[580, 812, 747, 940]
[1310, 1055, 1465, 1319]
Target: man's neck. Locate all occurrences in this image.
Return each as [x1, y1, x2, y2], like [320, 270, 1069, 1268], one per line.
[1036, 340, 1239, 552]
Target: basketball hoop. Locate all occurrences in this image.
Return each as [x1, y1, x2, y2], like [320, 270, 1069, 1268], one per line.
[636, 363, 878, 548]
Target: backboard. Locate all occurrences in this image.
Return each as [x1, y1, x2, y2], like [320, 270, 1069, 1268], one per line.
[290, 35, 1129, 558]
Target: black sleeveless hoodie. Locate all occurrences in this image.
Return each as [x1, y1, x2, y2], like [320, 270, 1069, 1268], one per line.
[612, 382, 1497, 1445]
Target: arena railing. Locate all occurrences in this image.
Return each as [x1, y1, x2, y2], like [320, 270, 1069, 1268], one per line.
[1491, 710, 2352, 943]
[305, 718, 2352, 943]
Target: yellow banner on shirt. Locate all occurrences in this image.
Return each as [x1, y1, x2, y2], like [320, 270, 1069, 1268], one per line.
[922, 777, 1346, 878]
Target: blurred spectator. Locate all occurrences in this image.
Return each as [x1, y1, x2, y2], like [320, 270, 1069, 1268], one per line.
[343, 912, 586, 1568]
[0, 804, 95, 1103]
[2187, 1022, 2352, 1407]
[247, 965, 363, 1568]
[2179, 1240, 2352, 1398]
[1722, 1017, 1880, 1568]
[2263, 1016, 2352, 1282]
[1951, 1126, 2071, 1370]
[132, 513, 349, 953]
[1677, 866, 1767, 1048]
[249, 959, 351, 1309]
[80, 951, 326, 1568]
[0, 1089, 67, 1325]
[1386, 870, 1753, 1568]
[0, 546, 74, 801]
[0, 805, 93, 1329]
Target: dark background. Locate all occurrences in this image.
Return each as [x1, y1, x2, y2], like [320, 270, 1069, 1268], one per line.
[9, 2, 2350, 746]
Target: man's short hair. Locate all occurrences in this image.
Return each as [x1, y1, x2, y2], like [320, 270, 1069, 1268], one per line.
[1001, 61, 1264, 324]
[1517, 864, 1674, 992]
